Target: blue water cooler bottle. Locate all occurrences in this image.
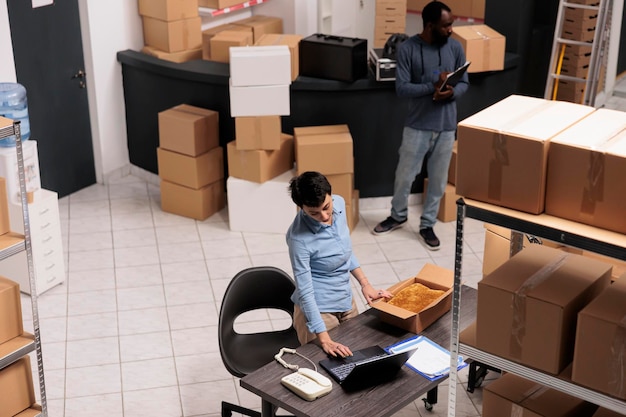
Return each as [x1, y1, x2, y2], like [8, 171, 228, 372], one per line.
[0, 82, 31, 147]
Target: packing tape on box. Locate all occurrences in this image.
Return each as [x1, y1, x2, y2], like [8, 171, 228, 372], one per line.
[509, 253, 570, 358]
[580, 128, 626, 218]
[487, 132, 508, 201]
[472, 28, 492, 70]
[609, 315, 626, 398]
[581, 152, 604, 217]
[487, 102, 554, 202]
[510, 404, 524, 417]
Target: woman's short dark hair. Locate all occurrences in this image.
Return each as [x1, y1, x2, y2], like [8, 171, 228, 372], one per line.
[422, 1, 451, 26]
[289, 171, 332, 208]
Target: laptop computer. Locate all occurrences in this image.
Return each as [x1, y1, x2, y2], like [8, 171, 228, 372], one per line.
[318, 345, 417, 391]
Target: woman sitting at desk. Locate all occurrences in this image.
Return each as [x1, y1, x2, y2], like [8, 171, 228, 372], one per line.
[286, 171, 392, 358]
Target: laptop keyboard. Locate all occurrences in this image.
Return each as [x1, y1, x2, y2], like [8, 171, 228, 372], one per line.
[332, 352, 389, 380]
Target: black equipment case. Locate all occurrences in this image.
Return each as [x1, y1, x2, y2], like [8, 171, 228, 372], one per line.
[299, 34, 368, 82]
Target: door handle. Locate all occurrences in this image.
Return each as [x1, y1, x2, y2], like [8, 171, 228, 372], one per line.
[71, 69, 86, 88]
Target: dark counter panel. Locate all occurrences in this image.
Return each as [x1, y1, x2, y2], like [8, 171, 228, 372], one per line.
[117, 49, 520, 198]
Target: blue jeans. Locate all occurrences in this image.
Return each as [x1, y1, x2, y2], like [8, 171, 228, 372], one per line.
[390, 127, 455, 229]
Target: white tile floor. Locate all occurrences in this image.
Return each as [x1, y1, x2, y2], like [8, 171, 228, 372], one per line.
[18, 80, 626, 417]
[19, 174, 489, 417]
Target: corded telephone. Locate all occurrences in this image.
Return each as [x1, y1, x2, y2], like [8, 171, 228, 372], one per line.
[281, 368, 332, 401]
[275, 347, 333, 401]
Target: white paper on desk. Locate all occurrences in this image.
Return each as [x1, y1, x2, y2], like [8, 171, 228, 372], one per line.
[387, 335, 465, 380]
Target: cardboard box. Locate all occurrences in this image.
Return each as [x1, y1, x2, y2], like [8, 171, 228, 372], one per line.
[482, 223, 569, 276]
[235, 116, 282, 150]
[293, 124, 350, 161]
[572, 278, 626, 400]
[0, 178, 10, 236]
[407, 0, 485, 19]
[227, 134, 294, 183]
[592, 408, 626, 417]
[157, 146, 223, 189]
[0, 356, 35, 417]
[255, 34, 304, 81]
[137, 0, 198, 21]
[210, 30, 254, 63]
[295, 132, 354, 175]
[233, 15, 283, 43]
[372, 263, 453, 333]
[326, 173, 354, 204]
[158, 104, 219, 157]
[580, 250, 626, 282]
[198, 0, 243, 9]
[345, 189, 360, 233]
[202, 24, 252, 60]
[229, 81, 290, 117]
[141, 45, 202, 63]
[483, 373, 598, 417]
[451, 25, 505, 73]
[456, 95, 595, 214]
[424, 179, 459, 223]
[0, 276, 23, 345]
[229, 45, 292, 87]
[160, 179, 225, 220]
[546, 108, 626, 234]
[142, 16, 202, 53]
[476, 244, 611, 374]
[227, 169, 297, 233]
[448, 140, 457, 185]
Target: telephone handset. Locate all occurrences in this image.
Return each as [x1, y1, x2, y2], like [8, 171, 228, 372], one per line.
[275, 347, 333, 401]
[281, 368, 332, 401]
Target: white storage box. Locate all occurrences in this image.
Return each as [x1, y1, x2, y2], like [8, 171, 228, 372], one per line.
[229, 45, 292, 87]
[0, 189, 65, 295]
[229, 80, 290, 117]
[227, 169, 297, 233]
[0, 140, 41, 204]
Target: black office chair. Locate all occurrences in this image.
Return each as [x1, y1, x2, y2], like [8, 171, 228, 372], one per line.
[218, 266, 300, 417]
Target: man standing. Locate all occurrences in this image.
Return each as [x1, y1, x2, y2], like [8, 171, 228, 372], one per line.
[372, 1, 468, 251]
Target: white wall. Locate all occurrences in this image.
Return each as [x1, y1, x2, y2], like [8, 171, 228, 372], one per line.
[78, 0, 143, 182]
[0, 1, 16, 82]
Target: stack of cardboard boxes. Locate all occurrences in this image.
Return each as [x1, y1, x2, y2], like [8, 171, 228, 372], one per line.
[0, 190, 39, 415]
[557, 0, 600, 103]
[202, 15, 283, 63]
[226, 45, 295, 233]
[407, 0, 485, 20]
[374, 0, 407, 48]
[138, 0, 202, 63]
[293, 125, 360, 231]
[157, 104, 225, 220]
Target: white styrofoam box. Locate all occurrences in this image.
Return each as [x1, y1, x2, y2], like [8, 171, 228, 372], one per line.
[0, 188, 65, 295]
[227, 169, 297, 233]
[0, 140, 41, 204]
[229, 79, 290, 117]
[230, 45, 292, 87]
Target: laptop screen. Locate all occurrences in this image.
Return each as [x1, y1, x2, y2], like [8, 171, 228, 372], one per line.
[319, 345, 416, 390]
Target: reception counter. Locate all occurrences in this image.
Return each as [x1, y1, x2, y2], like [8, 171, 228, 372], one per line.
[117, 49, 520, 198]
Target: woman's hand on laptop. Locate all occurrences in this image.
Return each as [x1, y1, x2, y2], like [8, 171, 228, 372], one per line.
[318, 331, 353, 358]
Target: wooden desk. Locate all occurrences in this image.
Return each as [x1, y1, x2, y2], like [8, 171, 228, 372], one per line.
[241, 286, 477, 417]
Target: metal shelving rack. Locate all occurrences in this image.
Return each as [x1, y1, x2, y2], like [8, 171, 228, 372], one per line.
[0, 118, 46, 417]
[447, 197, 626, 416]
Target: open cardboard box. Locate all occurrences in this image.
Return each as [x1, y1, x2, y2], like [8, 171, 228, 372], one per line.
[372, 263, 453, 333]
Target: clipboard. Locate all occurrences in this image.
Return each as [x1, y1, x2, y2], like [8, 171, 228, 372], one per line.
[439, 61, 471, 92]
[385, 335, 466, 381]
